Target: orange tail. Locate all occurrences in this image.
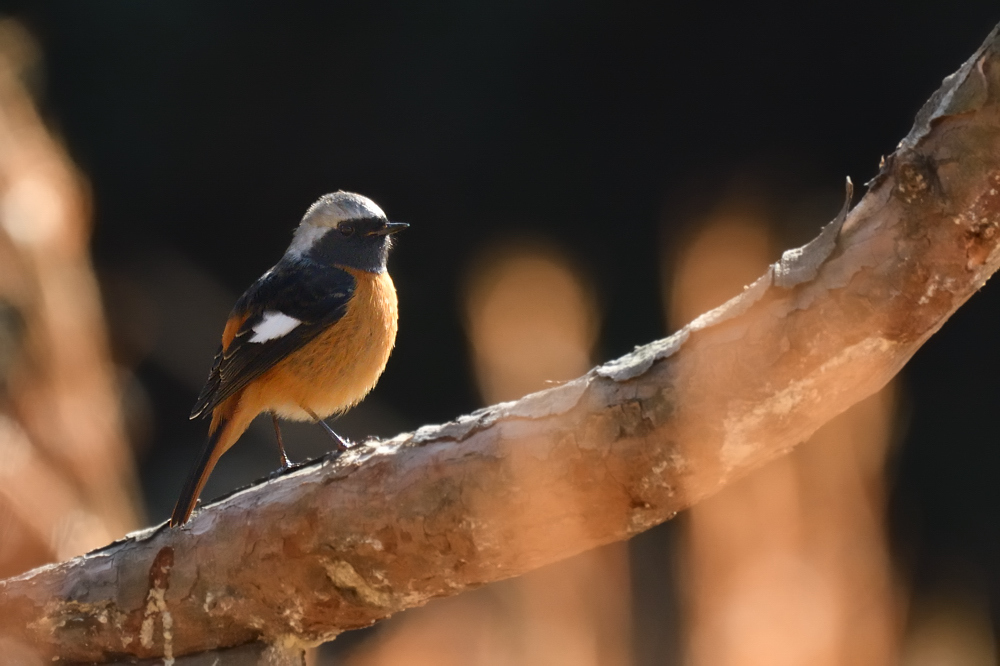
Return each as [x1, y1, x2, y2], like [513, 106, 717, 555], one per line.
[169, 410, 242, 526]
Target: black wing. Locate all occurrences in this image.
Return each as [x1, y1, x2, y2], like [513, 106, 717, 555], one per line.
[190, 260, 357, 418]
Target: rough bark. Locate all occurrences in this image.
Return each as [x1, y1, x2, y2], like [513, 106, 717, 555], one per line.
[5, 21, 1000, 666]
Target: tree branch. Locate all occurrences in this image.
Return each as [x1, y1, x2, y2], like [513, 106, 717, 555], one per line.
[5, 22, 1000, 665]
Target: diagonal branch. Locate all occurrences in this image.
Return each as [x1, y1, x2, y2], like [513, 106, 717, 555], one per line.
[6, 22, 1000, 665]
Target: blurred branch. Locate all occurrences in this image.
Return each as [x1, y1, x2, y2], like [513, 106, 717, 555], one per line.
[5, 20, 1000, 666]
[0, 19, 140, 580]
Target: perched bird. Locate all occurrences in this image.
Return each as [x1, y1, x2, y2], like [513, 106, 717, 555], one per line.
[169, 191, 407, 526]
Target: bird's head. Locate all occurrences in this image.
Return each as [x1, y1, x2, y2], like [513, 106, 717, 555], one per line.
[288, 191, 408, 273]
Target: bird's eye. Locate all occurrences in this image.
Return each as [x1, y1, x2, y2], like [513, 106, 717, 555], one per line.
[340, 223, 355, 237]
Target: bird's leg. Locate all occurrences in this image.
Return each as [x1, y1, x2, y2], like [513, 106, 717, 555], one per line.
[272, 413, 292, 468]
[303, 406, 352, 452]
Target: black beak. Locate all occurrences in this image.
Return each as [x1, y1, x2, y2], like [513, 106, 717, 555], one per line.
[368, 221, 410, 236]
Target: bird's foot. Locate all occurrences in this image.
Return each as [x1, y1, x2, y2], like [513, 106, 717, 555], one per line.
[316, 417, 352, 452]
[267, 460, 307, 480]
[301, 406, 353, 452]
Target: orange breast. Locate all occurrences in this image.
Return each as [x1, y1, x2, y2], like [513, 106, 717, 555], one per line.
[239, 268, 399, 421]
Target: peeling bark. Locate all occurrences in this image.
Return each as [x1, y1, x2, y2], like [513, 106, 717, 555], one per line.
[4, 21, 1000, 666]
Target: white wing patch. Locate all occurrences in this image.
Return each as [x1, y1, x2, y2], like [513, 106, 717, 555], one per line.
[249, 311, 302, 343]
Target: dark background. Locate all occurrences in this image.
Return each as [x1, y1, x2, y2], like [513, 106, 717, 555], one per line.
[4, 1, 1000, 661]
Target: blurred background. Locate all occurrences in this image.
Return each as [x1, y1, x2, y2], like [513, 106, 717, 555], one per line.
[0, 1, 999, 664]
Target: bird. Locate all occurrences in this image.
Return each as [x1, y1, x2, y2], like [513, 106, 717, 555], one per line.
[169, 191, 407, 527]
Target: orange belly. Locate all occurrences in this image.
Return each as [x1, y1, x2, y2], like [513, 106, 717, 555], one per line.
[238, 268, 399, 421]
